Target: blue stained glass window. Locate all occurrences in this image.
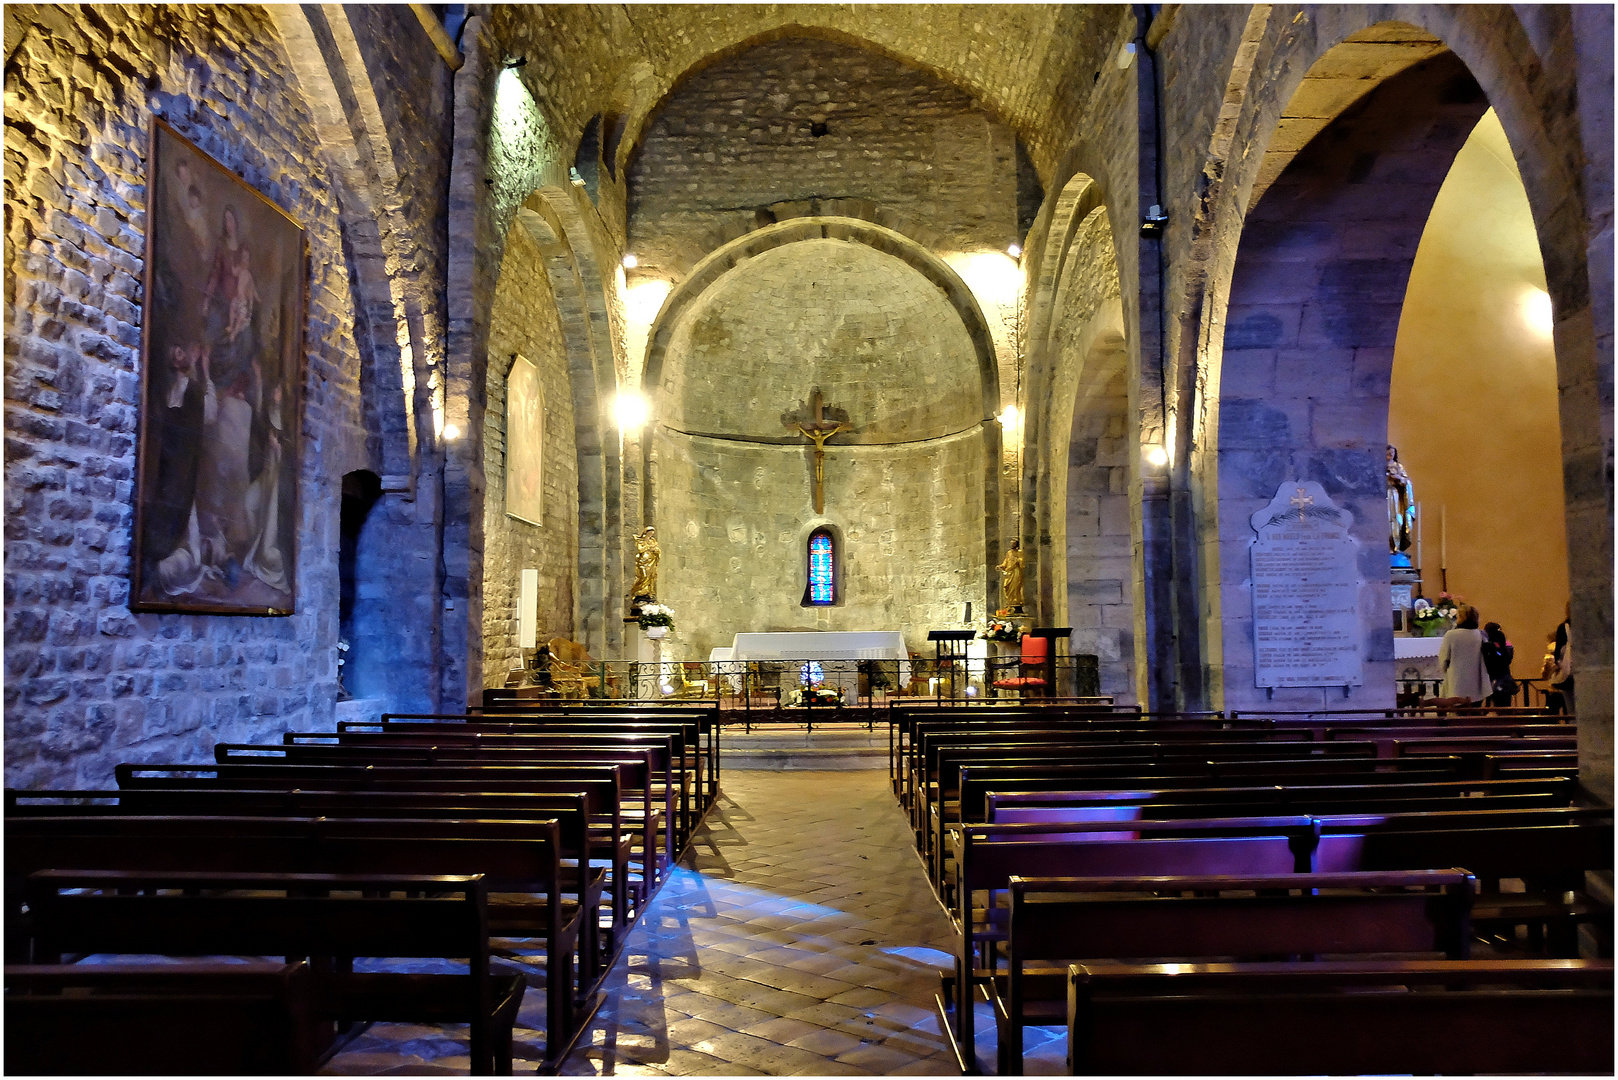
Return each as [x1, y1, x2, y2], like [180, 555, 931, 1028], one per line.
[808, 531, 835, 604]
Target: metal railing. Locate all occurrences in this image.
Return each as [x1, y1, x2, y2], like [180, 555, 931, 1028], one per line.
[521, 653, 1101, 709]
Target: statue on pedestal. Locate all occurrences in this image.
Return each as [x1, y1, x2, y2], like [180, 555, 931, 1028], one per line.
[630, 526, 660, 604]
[997, 539, 1026, 612]
[1387, 445, 1416, 568]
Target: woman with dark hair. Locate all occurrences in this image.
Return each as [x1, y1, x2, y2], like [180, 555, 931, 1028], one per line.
[1482, 622, 1517, 708]
[1438, 605, 1490, 706]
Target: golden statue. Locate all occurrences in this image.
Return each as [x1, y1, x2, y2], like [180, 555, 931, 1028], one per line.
[631, 526, 660, 601]
[997, 540, 1025, 610]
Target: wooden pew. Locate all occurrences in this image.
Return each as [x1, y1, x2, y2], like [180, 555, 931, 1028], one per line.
[944, 817, 1318, 1056]
[5, 961, 319, 1075]
[26, 871, 529, 1075]
[118, 759, 675, 879]
[222, 735, 693, 850]
[9, 783, 639, 952]
[5, 816, 576, 1056]
[996, 868, 1475, 1074]
[1065, 958, 1613, 1075]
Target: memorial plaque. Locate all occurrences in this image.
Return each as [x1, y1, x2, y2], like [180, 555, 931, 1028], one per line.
[1250, 480, 1362, 688]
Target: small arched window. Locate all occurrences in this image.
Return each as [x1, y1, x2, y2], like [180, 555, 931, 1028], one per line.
[805, 528, 836, 605]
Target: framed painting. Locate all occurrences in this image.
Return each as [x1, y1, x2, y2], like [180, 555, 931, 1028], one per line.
[131, 119, 306, 615]
[505, 353, 544, 526]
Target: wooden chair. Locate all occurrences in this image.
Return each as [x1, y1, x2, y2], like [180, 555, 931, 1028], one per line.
[548, 637, 615, 698]
[991, 634, 1048, 697]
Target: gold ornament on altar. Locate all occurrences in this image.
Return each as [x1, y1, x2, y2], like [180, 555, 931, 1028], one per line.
[631, 526, 660, 602]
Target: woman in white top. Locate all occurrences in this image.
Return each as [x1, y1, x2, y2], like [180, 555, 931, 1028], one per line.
[1438, 605, 1491, 704]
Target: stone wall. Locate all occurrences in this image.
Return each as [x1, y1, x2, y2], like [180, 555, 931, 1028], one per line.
[652, 428, 987, 659]
[481, 224, 580, 682]
[628, 35, 1023, 282]
[3, 4, 361, 785]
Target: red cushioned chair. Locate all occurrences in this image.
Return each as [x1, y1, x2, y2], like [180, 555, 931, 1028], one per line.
[992, 633, 1048, 697]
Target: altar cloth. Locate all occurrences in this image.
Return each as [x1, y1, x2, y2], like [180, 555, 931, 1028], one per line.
[729, 631, 911, 693]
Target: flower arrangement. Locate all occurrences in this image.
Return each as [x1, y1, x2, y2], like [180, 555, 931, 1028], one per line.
[1410, 593, 1462, 636]
[788, 684, 845, 706]
[636, 603, 675, 631]
[983, 617, 1020, 643]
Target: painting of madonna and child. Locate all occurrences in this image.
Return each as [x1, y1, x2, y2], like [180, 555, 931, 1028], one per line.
[132, 120, 305, 615]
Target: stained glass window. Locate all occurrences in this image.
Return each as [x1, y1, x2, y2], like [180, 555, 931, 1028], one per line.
[808, 530, 835, 604]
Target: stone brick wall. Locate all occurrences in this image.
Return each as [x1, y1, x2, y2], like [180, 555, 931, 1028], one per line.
[652, 428, 987, 659]
[628, 35, 1022, 281]
[3, 4, 361, 785]
[482, 224, 579, 683]
[659, 239, 982, 442]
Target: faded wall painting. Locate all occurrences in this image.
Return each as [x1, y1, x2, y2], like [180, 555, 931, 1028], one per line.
[505, 352, 544, 526]
[132, 120, 305, 614]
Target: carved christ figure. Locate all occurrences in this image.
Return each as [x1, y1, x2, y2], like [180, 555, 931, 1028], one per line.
[790, 388, 850, 515]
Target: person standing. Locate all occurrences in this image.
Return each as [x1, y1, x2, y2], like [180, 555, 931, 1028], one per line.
[1438, 605, 1491, 707]
[1552, 603, 1575, 717]
[1481, 622, 1517, 709]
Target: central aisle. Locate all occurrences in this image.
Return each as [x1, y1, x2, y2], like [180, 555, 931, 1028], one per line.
[561, 770, 961, 1076]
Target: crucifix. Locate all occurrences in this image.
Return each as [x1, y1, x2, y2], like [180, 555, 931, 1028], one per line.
[789, 388, 850, 514]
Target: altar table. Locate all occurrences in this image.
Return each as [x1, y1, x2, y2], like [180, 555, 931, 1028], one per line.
[728, 631, 912, 698]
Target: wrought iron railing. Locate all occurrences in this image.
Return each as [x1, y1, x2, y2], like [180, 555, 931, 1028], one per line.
[516, 653, 1100, 707]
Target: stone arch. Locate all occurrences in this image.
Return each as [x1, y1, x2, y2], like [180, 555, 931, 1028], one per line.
[509, 189, 624, 657]
[1020, 173, 1134, 701]
[1207, 35, 1529, 719]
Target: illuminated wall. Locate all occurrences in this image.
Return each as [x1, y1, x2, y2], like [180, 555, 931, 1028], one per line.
[1389, 110, 1568, 672]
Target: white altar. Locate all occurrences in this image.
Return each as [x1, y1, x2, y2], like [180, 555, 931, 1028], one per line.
[726, 631, 912, 700]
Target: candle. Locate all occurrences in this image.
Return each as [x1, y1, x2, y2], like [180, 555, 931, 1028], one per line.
[1440, 504, 1447, 570]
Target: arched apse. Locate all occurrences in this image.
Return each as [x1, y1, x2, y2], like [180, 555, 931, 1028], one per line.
[640, 219, 1002, 657]
[1019, 173, 1136, 703]
[1212, 48, 1492, 712]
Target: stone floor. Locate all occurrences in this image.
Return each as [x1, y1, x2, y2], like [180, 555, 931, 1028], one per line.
[326, 769, 1062, 1076]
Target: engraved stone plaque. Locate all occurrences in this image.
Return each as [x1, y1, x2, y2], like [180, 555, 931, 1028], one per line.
[1250, 480, 1363, 688]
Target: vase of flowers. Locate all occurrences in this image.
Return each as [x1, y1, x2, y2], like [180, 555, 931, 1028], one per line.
[983, 617, 1020, 643]
[637, 603, 674, 639]
[1410, 593, 1462, 637]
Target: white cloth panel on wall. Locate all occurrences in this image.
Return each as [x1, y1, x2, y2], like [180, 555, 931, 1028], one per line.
[519, 569, 539, 649]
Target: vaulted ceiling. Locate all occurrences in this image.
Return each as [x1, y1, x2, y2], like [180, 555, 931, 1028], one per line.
[488, 4, 1129, 186]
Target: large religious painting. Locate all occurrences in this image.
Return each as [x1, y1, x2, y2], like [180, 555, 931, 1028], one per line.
[131, 120, 305, 615]
[505, 353, 544, 525]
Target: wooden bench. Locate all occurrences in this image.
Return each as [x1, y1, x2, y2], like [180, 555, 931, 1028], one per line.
[945, 817, 1318, 1055]
[26, 870, 528, 1075]
[1066, 958, 1613, 1074]
[996, 868, 1475, 1074]
[5, 961, 320, 1075]
[6, 817, 575, 1059]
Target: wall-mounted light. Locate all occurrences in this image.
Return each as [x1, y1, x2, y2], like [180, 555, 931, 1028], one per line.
[1143, 444, 1169, 468]
[502, 54, 526, 69]
[622, 253, 638, 269]
[442, 423, 462, 441]
[999, 404, 1021, 433]
[613, 390, 650, 434]
[1006, 243, 1022, 258]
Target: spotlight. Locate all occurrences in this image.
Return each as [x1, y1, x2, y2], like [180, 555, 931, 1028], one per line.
[1007, 243, 1021, 258]
[502, 54, 526, 69]
[1144, 444, 1169, 468]
[622, 253, 638, 269]
[442, 423, 462, 441]
[999, 404, 1020, 430]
